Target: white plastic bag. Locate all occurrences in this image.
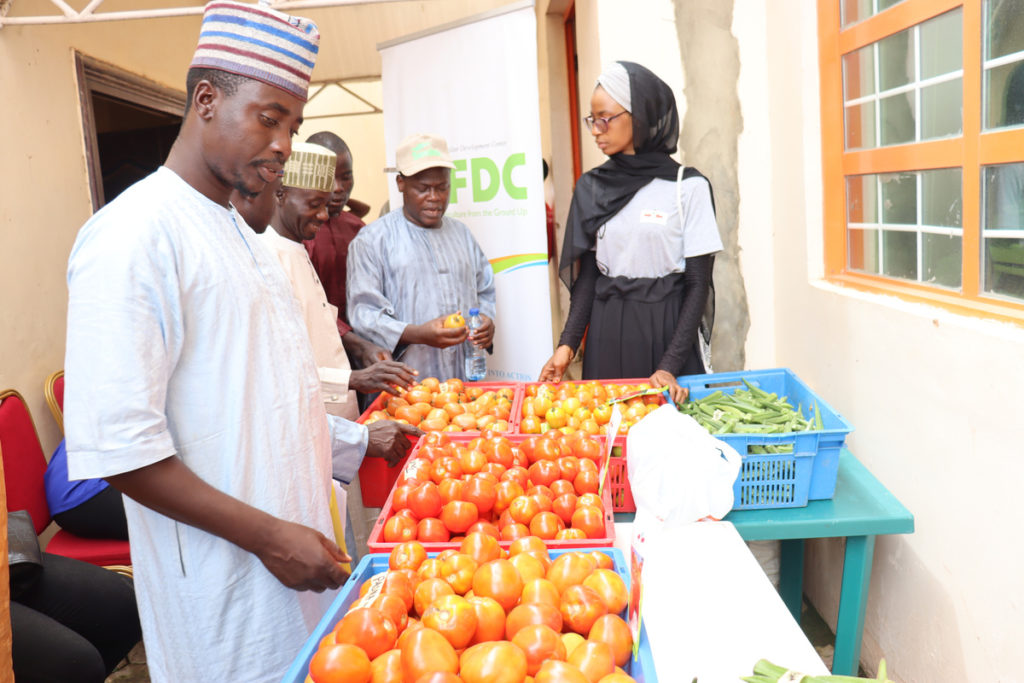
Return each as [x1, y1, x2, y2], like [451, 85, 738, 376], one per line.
[626, 404, 742, 524]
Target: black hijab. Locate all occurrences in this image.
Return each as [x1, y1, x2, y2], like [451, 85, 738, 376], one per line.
[559, 61, 711, 287]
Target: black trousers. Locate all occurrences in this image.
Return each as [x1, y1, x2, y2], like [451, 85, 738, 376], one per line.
[11, 552, 141, 683]
[53, 485, 129, 541]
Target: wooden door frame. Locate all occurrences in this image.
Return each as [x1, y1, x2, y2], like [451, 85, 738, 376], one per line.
[74, 52, 186, 211]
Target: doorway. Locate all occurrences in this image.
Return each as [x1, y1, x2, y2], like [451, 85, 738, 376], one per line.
[75, 53, 185, 210]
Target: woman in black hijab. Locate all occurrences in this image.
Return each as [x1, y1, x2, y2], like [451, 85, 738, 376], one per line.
[539, 61, 722, 403]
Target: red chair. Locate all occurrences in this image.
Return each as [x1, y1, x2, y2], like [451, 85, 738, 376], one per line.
[44, 369, 64, 433]
[0, 388, 131, 571]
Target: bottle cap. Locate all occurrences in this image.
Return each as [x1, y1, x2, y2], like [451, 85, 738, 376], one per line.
[469, 307, 479, 316]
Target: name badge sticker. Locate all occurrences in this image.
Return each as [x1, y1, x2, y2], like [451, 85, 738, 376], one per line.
[638, 209, 667, 225]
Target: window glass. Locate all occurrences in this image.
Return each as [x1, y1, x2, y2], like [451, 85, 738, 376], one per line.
[842, 0, 907, 28]
[847, 174, 878, 224]
[878, 29, 915, 91]
[921, 79, 963, 139]
[982, 163, 1024, 300]
[922, 168, 962, 228]
[845, 102, 877, 149]
[843, 46, 876, 100]
[984, 61, 1024, 129]
[882, 230, 918, 279]
[923, 234, 963, 287]
[984, 0, 1024, 61]
[921, 10, 962, 79]
[880, 172, 917, 224]
[849, 228, 880, 273]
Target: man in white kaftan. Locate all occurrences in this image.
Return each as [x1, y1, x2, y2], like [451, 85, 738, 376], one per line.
[63, 4, 413, 682]
[67, 168, 363, 681]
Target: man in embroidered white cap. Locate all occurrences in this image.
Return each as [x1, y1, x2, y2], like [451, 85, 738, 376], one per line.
[347, 133, 497, 380]
[64, 3, 414, 681]
[254, 143, 420, 558]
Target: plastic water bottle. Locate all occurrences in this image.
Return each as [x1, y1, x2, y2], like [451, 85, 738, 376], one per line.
[464, 307, 487, 381]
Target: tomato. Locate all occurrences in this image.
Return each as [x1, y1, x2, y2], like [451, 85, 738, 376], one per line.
[459, 641, 528, 683]
[421, 593, 478, 649]
[413, 672, 462, 683]
[534, 660, 590, 683]
[413, 577, 454, 617]
[361, 592, 408, 634]
[529, 511, 565, 540]
[560, 584, 608, 635]
[572, 438, 602, 463]
[482, 461, 508, 480]
[399, 627, 458, 682]
[502, 465, 530, 490]
[527, 459, 560, 488]
[500, 522, 530, 541]
[519, 435, 539, 463]
[555, 528, 587, 540]
[389, 541, 427, 571]
[505, 602, 563, 639]
[439, 552, 478, 595]
[520, 577, 561, 608]
[383, 515, 417, 544]
[546, 552, 597, 594]
[566, 640, 615, 683]
[595, 673, 636, 683]
[552, 493, 579, 525]
[369, 648, 402, 683]
[494, 480, 525, 515]
[465, 520, 501, 538]
[587, 614, 633, 667]
[526, 484, 555, 501]
[533, 438, 561, 462]
[572, 470, 599, 496]
[417, 558, 443, 581]
[461, 531, 502, 565]
[379, 571, 416, 611]
[467, 595, 506, 644]
[472, 559, 524, 612]
[508, 495, 541, 525]
[392, 484, 414, 511]
[440, 500, 478, 534]
[430, 455, 462, 484]
[556, 456, 581, 483]
[508, 551, 546, 583]
[459, 447, 487, 474]
[309, 642, 371, 683]
[332, 607, 397, 661]
[438, 478, 465, 504]
[414, 517, 449, 543]
[582, 569, 628, 614]
[508, 536, 549, 558]
[462, 475, 497, 511]
[576, 492, 602, 509]
[511, 623, 567, 676]
[570, 506, 605, 539]
[407, 482, 443, 519]
[588, 551, 614, 571]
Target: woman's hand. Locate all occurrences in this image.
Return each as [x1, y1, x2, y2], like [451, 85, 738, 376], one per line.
[539, 345, 574, 382]
[650, 369, 688, 405]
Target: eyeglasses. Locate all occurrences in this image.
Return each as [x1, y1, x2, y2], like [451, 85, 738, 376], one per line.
[583, 111, 630, 133]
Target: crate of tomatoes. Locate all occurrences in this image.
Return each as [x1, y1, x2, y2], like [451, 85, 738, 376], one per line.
[366, 431, 616, 554]
[517, 381, 666, 514]
[355, 379, 522, 507]
[516, 380, 665, 437]
[282, 537, 658, 683]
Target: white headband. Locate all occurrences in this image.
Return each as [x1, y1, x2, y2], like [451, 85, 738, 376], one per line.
[596, 62, 631, 112]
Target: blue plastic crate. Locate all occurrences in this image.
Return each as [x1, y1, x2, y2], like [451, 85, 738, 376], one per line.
[281, 547, 658, 683]
[676, 368, 853, 510]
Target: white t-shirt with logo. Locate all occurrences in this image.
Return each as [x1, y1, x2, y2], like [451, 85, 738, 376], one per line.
[594, 176, 722, 278]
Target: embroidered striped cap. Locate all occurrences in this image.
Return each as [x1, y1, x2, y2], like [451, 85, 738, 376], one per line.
[190, 1, 320, 101]
[282, 142, 336, 192]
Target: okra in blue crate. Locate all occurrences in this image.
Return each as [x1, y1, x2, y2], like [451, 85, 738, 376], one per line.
[673, 368, 853, 510]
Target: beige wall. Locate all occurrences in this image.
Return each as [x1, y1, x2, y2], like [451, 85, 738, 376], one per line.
[735, 2, 1024, 681]
[0, 18, 196, 457]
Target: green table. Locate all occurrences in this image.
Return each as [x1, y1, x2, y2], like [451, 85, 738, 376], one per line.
[724, 448, 914, 675]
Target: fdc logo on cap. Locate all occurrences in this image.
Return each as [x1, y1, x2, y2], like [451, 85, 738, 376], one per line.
[396, 133, 455, 176]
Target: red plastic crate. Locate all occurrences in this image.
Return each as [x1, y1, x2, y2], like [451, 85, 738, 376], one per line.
[355, 382, 522, 506]
[366, 433, 616, 554]
[605, 436, 636, 513]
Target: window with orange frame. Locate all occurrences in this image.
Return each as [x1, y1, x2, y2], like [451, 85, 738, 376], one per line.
[819, 0, 1024, 323]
